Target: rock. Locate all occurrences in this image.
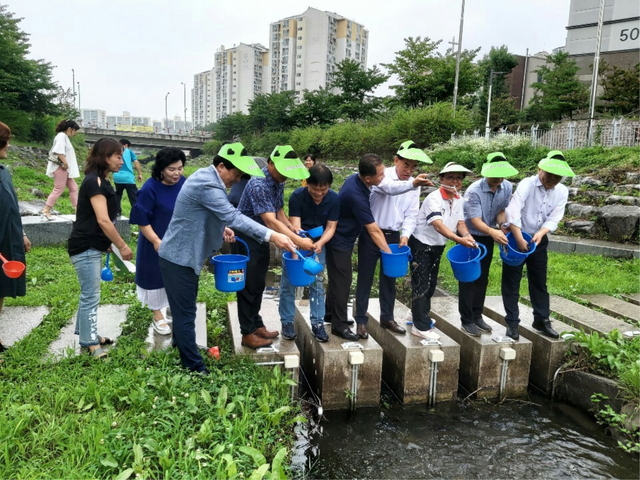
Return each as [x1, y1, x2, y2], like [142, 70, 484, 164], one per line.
[621, 403, 640, 432]
[616, 184, 640, 193]
[598, 205, 640, 240]
[30, 188, 45, 199]
[566, 203, 598, 218]
[605, 195, 640, 207]
[625, 172, 640, 184]
[571, 175, 585, 187]
[572, 175, 603, 188]
[18, 200, 46, 216]
[583, 190, 610, 202]
[567, 187, 579, 197]
[564, 220, 598, 235]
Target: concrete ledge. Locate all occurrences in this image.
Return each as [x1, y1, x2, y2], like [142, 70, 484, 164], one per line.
[483, 296, 577, 393]
[555, 370, 622, 414]
[577, 294, 640, 323]
[0, 305, 49, 347]
[365, 299, 460, 404]
[294, 301, 382, 410]
[430, 296, 532, 399]
[621, 293, 640, 306]
[548, 234, 639, 259]
[22, 214, 131, 246]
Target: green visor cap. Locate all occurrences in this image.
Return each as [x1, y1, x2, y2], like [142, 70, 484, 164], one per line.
[538, 150, 575, 177]
[217, 142, 265, 177]
[396, 140, 433, 163]
[439, 161, 472, 176]
[270, 145, 310, 180]
[481, 152, 518, 178]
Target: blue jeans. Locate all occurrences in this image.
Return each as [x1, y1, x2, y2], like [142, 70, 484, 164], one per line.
[70, 248, 102, 347]
[279, 248, 326, 326]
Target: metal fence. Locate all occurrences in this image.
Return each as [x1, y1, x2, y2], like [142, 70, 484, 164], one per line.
[452, 118, 640, 150]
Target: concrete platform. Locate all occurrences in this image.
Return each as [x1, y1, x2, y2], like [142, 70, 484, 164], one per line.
[482, 296, 577, 394]
[621, 293, 640, 306]
[365, 299, 460, 405]
[294, 301, 382, 410]
[22, 214, 130, 246]
[143, 304, 206, 351]
[0, 305, 49, 346]
[48, 304, 128, 359]
[430, 296, 532, 399]
[548, 234, 640, 259]
[577, 294, 640, 323]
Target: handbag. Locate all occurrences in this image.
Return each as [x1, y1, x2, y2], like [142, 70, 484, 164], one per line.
[48, 150, 63, 166]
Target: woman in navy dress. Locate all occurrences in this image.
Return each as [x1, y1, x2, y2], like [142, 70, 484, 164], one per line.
[129, 147, 186, 335]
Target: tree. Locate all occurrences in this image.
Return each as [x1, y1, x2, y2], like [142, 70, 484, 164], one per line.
[211, 112, 251, 141]
[528, 51, 588, 121]
[475, 46, 520, 127]
[599, 62, 640, 115]
[247, 91, 298, 133]
[330, 59, 389, 121]
[293, 87, 340, 127]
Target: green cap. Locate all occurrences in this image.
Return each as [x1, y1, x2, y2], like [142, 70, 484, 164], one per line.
[481, 152, 518, 178]
[396, 140, 433, 163]
[217, 142, 265, 177]
[439, 161, 472, 176]
[538, 150, 575, 177]
[269, 145, 309, 180]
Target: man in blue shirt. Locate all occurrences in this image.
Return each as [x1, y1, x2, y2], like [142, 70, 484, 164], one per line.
[113, 139, 143, 216]
[279, 163, 340, 342]
[326, 154, 392, 341]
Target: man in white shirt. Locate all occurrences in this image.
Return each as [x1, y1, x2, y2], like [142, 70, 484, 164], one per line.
[502, 151, 575, 340]
[353, 141, 433, 338]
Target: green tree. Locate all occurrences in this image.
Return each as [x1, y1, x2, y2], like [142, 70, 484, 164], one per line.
[330, 59, 389, 121]
[247, 91, 298, 133]
[475, 46, 520, 127]
[211, 112, 251, 141]
[599, 62, 640, 115]
[293, 87, 340, 127]
[528, 50, 588, 121]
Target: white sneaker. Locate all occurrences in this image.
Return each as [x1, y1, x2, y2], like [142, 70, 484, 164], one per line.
[411, 326, 440, 340]
[152, 318, 171, 335]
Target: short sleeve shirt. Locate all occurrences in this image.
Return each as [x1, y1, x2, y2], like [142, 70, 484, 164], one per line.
[412, 188, 465, 246]
[289, 187, 340, 231]
[330, 173, 375, 251]
[464, 178, 513, 236]
[237, 167, 284, 225]
[113, 147, 138, 184]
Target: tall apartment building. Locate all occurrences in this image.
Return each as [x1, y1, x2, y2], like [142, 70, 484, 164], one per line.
[105, 111, 152, 129]
[269, 7, 368, 98]
[80, 109, 107, 128]
[214, 43, 270, 121]
[192, 69, 215, 128]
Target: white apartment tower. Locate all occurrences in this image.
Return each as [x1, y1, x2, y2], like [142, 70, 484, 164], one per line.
[192, 69, 215, 128]
[269, 7, 368, 97]
[214, 43, 270, 121]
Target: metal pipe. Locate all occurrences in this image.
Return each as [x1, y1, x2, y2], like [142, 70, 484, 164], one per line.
[428, 361, 439, 408]
[520, 48, 529, 111]
[452, 0, 466, 116]
[588, 0, 606, 146]
[499, 359, 509, 400]
[350, 364, 359, 411]
[254, 361, 285, 366]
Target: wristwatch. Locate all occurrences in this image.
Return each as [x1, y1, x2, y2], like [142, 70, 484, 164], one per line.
[500, 222, 511, 229]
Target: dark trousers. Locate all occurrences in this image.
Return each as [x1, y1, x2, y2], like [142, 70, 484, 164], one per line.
[232, 233, 269, 336]
[158, 257, 207, 373]
[325, 246, 353, 331]
[501, 235, 550, 326]
[409, 236, 445, 331]
[115, 183, 138, 215]
[458, 235, 495, 325]
[354, 229, 400, 325]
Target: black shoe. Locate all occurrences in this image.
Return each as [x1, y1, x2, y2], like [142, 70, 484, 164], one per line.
[505, 324, 519, 341]
[312, 324, 329, 342]
[347, 318, 355, 325]
[381, 320, 406, 334]
[532, 319, 559, 339]
[356, 323, 368, 339]
[281, 323, 297, 340]
[475, 317, 493, 332]
[331, 327, 359, 341]
[462, 322, 481, 337]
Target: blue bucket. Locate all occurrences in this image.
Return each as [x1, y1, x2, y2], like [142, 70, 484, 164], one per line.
[211, 238, 250, 292]
[446, 243, 487, 283]
[380, 244, 413, 278]
[500, 231, 537, 266]
[283, 250, 315, 287]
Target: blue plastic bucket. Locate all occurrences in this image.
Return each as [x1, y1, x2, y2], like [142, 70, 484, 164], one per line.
[211, 238, 250, 292]
[283, 250, 315, 287]
[500, 231, 537, 266]
[446, 243, 487, 283]
[380, 244, 413, 278]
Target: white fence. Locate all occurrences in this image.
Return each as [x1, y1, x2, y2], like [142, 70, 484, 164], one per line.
[452, 119, 640, 150]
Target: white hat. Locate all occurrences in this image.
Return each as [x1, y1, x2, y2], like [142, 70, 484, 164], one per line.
[439, 162, 472, 176]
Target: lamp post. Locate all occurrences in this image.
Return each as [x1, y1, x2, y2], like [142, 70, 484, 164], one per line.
[452, 0, 466, 116]
[164, 92, 170, 133]
[77, 82, 81, 114]
[587, 0, 606, 146]
[484, 70, 505, 140]
[181, 82, 187, 133]
[72, 69, 76, 110]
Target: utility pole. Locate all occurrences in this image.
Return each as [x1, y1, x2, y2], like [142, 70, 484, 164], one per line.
[181, 82, 187, 133]
[77, 82, 81, 113]
[587, 0, 606, 146]
[72, 69, 76, 110]
[165, 92, 170, 133]
[485, 70, 505, 140]
[452, 0, 466, 116]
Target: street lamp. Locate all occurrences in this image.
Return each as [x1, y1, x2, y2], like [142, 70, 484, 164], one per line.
[72, 69, 76, 110]
[181, 82, 187, 133]
[485, 70, 505, 140]
[77, 82, 81, 114]
[452, 0, 466, 116]
[164, 92, 170, 133]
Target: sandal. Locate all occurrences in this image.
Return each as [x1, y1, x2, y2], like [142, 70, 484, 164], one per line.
[88, 346, 108, 359]
[99, 337, 114, 345]
[40, 209, 54, 221]
[152, 318, 171, 335]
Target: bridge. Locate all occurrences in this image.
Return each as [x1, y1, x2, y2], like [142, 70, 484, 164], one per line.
[82, 127, 211, 157]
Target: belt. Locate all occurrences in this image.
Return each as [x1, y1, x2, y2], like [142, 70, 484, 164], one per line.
[381, 228, 398, 234]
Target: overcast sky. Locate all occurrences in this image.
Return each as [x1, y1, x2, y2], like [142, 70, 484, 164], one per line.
[7, 0, 569, 121]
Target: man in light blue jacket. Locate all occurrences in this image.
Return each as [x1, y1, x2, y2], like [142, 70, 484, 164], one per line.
[159, 143, 295, 374]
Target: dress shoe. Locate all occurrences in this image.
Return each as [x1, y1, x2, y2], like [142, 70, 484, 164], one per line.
[475, 317, 493, 332]
[254, 326, 279, 339]
[461, 322, 481, 337]
[532, 319, 559, 339]
[241, 333, 273, 349]
[505, 324, 519, 341]
[356, 323, 368, 339]
[331, 327, 359, 341]
[381, 320, 406, 334]
[281, 323, 296, 340]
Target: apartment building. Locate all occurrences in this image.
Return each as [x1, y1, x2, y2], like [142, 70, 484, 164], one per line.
[192, 69, 215, 128]
[80, 109, 107, 128]
[269, 7, 368, 98]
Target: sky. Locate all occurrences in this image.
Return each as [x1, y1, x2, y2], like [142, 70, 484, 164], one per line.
[7, 0, 570, 122]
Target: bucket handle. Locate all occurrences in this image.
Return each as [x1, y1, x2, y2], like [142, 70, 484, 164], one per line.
[476, 242, 487, 261]
[232, 237, 250, 260]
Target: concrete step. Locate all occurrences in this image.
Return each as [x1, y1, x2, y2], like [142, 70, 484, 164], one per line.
[141, 304, 207, 351]
[528, 295, 635, 335]
[22, 215, 131, 246]
[0, 305, 49, 347]
[294, 300, 382, 410]
[483, 296, 577, 394]
[621, 292, 640, 306]
[548, 234, 640, 259]
[430, 296, 532, 399]
[577, 294, 640, 323]
[364, 299, 460, 405]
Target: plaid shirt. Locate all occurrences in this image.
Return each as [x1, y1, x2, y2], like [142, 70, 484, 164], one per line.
[237, 167, 284, 225]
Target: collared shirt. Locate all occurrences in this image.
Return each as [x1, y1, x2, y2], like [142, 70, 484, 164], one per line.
[412, 188, 465, 246]
[289, 187, 340, 231]
[464, 178, 513, 236]
[237, 166, 284, 225]
[505, 174, 568, 235]
[370, 166, 420, 237]
[330, 173, 375, 251]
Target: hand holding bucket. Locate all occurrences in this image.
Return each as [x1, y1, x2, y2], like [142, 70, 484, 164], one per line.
[0, 253, 25, 279]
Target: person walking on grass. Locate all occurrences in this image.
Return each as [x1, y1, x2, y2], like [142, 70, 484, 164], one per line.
[458, 152, 518, 337]
[501, 151, 575, 341]
[113, 139, 143, 217]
